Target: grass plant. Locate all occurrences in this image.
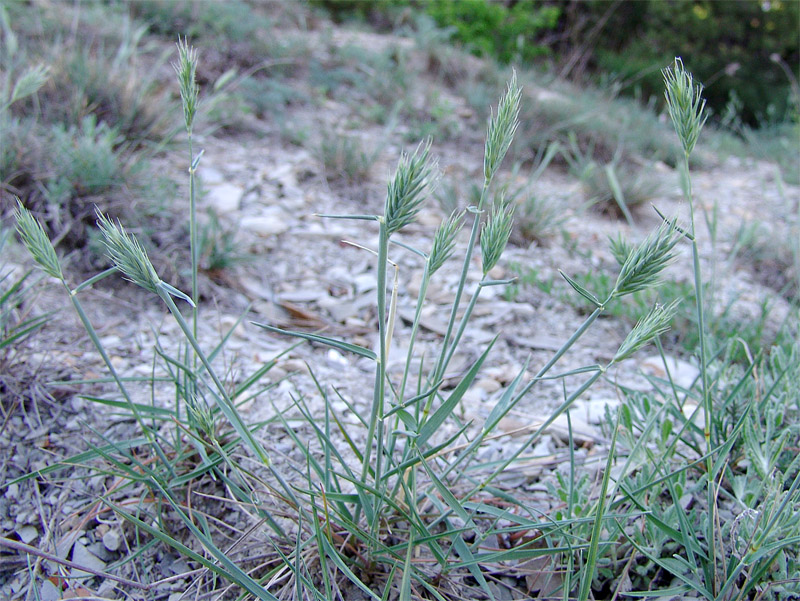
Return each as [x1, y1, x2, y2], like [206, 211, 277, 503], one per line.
[6, 29, 800, 601]
[318, 131, 379, 186]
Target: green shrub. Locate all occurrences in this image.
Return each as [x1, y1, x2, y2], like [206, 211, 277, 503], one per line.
[577, 0, 799, 126]
[424, 0, 560, 63]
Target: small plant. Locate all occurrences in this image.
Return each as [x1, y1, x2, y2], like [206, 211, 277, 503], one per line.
[198, 209, 252, 275]
[318, 131, 378, 185]
[585, 159, 662, 225]
[512, 192, 566, 245]
[44, 115, 124, 205]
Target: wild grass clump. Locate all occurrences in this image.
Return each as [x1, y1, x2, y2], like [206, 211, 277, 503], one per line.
[516, 78, 686, 170]
[7, 38, 800, 601]
[1, 2, 174, 272]
[318, 131, 379, 186]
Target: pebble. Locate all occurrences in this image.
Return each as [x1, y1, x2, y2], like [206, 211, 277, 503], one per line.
[38, 579, 61, 601]
[102, 528, 122, 552]
[207, 182, 243, 213]
[326, 348, 349, 366]
[5, 483, 18, 500]
[70, 539, 106, 579]
[574, 398, 621, 425]
[240, 208, 290, 236]
[475, 377, 501, 394]
[640, 354, 700, 390]
[17, 524, 37, 544]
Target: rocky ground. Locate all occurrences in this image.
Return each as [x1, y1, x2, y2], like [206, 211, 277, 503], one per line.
[1, 23, 798, 601]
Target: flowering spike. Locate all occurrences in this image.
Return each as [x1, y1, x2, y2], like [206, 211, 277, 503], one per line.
[663, 57, 707, 156]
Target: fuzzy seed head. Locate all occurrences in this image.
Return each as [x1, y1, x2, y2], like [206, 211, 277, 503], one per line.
[481, 200, 515, 276]
[174, 38, 199, 132]
[609, 233, 634, 268]
[428, 210, 463, 276]
[9, 64, 50, 106]
[96, 210, 161, 294]
[385, 140, 438, 236]
[614, 300, 679, 362]
[663, 58, 707, 156]
[614, 219, 680, 298]
[14, 201, 63, 281]
[484, 70, 521, 182]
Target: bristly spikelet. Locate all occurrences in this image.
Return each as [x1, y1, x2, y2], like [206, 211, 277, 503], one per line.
[614, 219, 680, 298]
[481, 200, 515, 275]
[428, 210, 464, 276]
[609, 233, 633, 268]
[9, 63, 50, 106]
[614, 300, 679, 362]
[14, 201, 63, 281]
[174, 37, 199, 132]
[484, 70, 521, 181]
[663, 58, 707, 156]
[96, 210, 161, 294]
[384, 140, 438, 236]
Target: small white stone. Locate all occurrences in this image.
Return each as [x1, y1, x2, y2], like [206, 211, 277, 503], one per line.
[640, 354, 700, 390]
[102, 529, 121, 552]
[326, 349, 348, 366]
[39, 579, 61, 601]
[353, 273, 376, 294]
[240, 210, 289, 236]
[581, 398, 621, 425]
[5, 483, 18, 500]
[460, 387, 484, 406]
[476, 378, 501, 394]
[17, 525, 38, 544]
[70, 540, 106, 579]
[201, 166, 225, 185]
[207, 183, 243, 214]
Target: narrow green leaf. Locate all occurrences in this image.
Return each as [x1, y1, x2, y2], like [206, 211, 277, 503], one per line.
[559, 270, 602, 308]
[578, 408, 621, 601]
[484, 358, 529, 433]
[452, 534, 496, 601]
[417, 337, 496, 447]
[318, 534, 382, 601]
[418, 452, 472, 528]
[252, 322, 377, 361]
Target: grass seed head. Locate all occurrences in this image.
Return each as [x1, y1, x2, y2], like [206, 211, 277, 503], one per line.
[484, 70, 521, 181]
[428, 209, 464, 276]
[14, 201, 63, 281]
[609, 233, 634, 267]
[481, 200, 515, 275]
[614, 219, 680, 298]
[8, 63, 50, 107]
[663, 57, 707, 156]
[96, 210, 161, 294]
[614, 300, 679, 362]
[174, 37, 200, 132]
[385, 139, 438, 236]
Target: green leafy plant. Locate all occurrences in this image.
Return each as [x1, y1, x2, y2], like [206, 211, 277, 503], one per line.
[425, 0, 560, 64]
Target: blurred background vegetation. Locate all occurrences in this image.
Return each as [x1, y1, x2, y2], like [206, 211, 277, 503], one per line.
[1, 0, 797, 279]
[321, 0, 799, 127]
